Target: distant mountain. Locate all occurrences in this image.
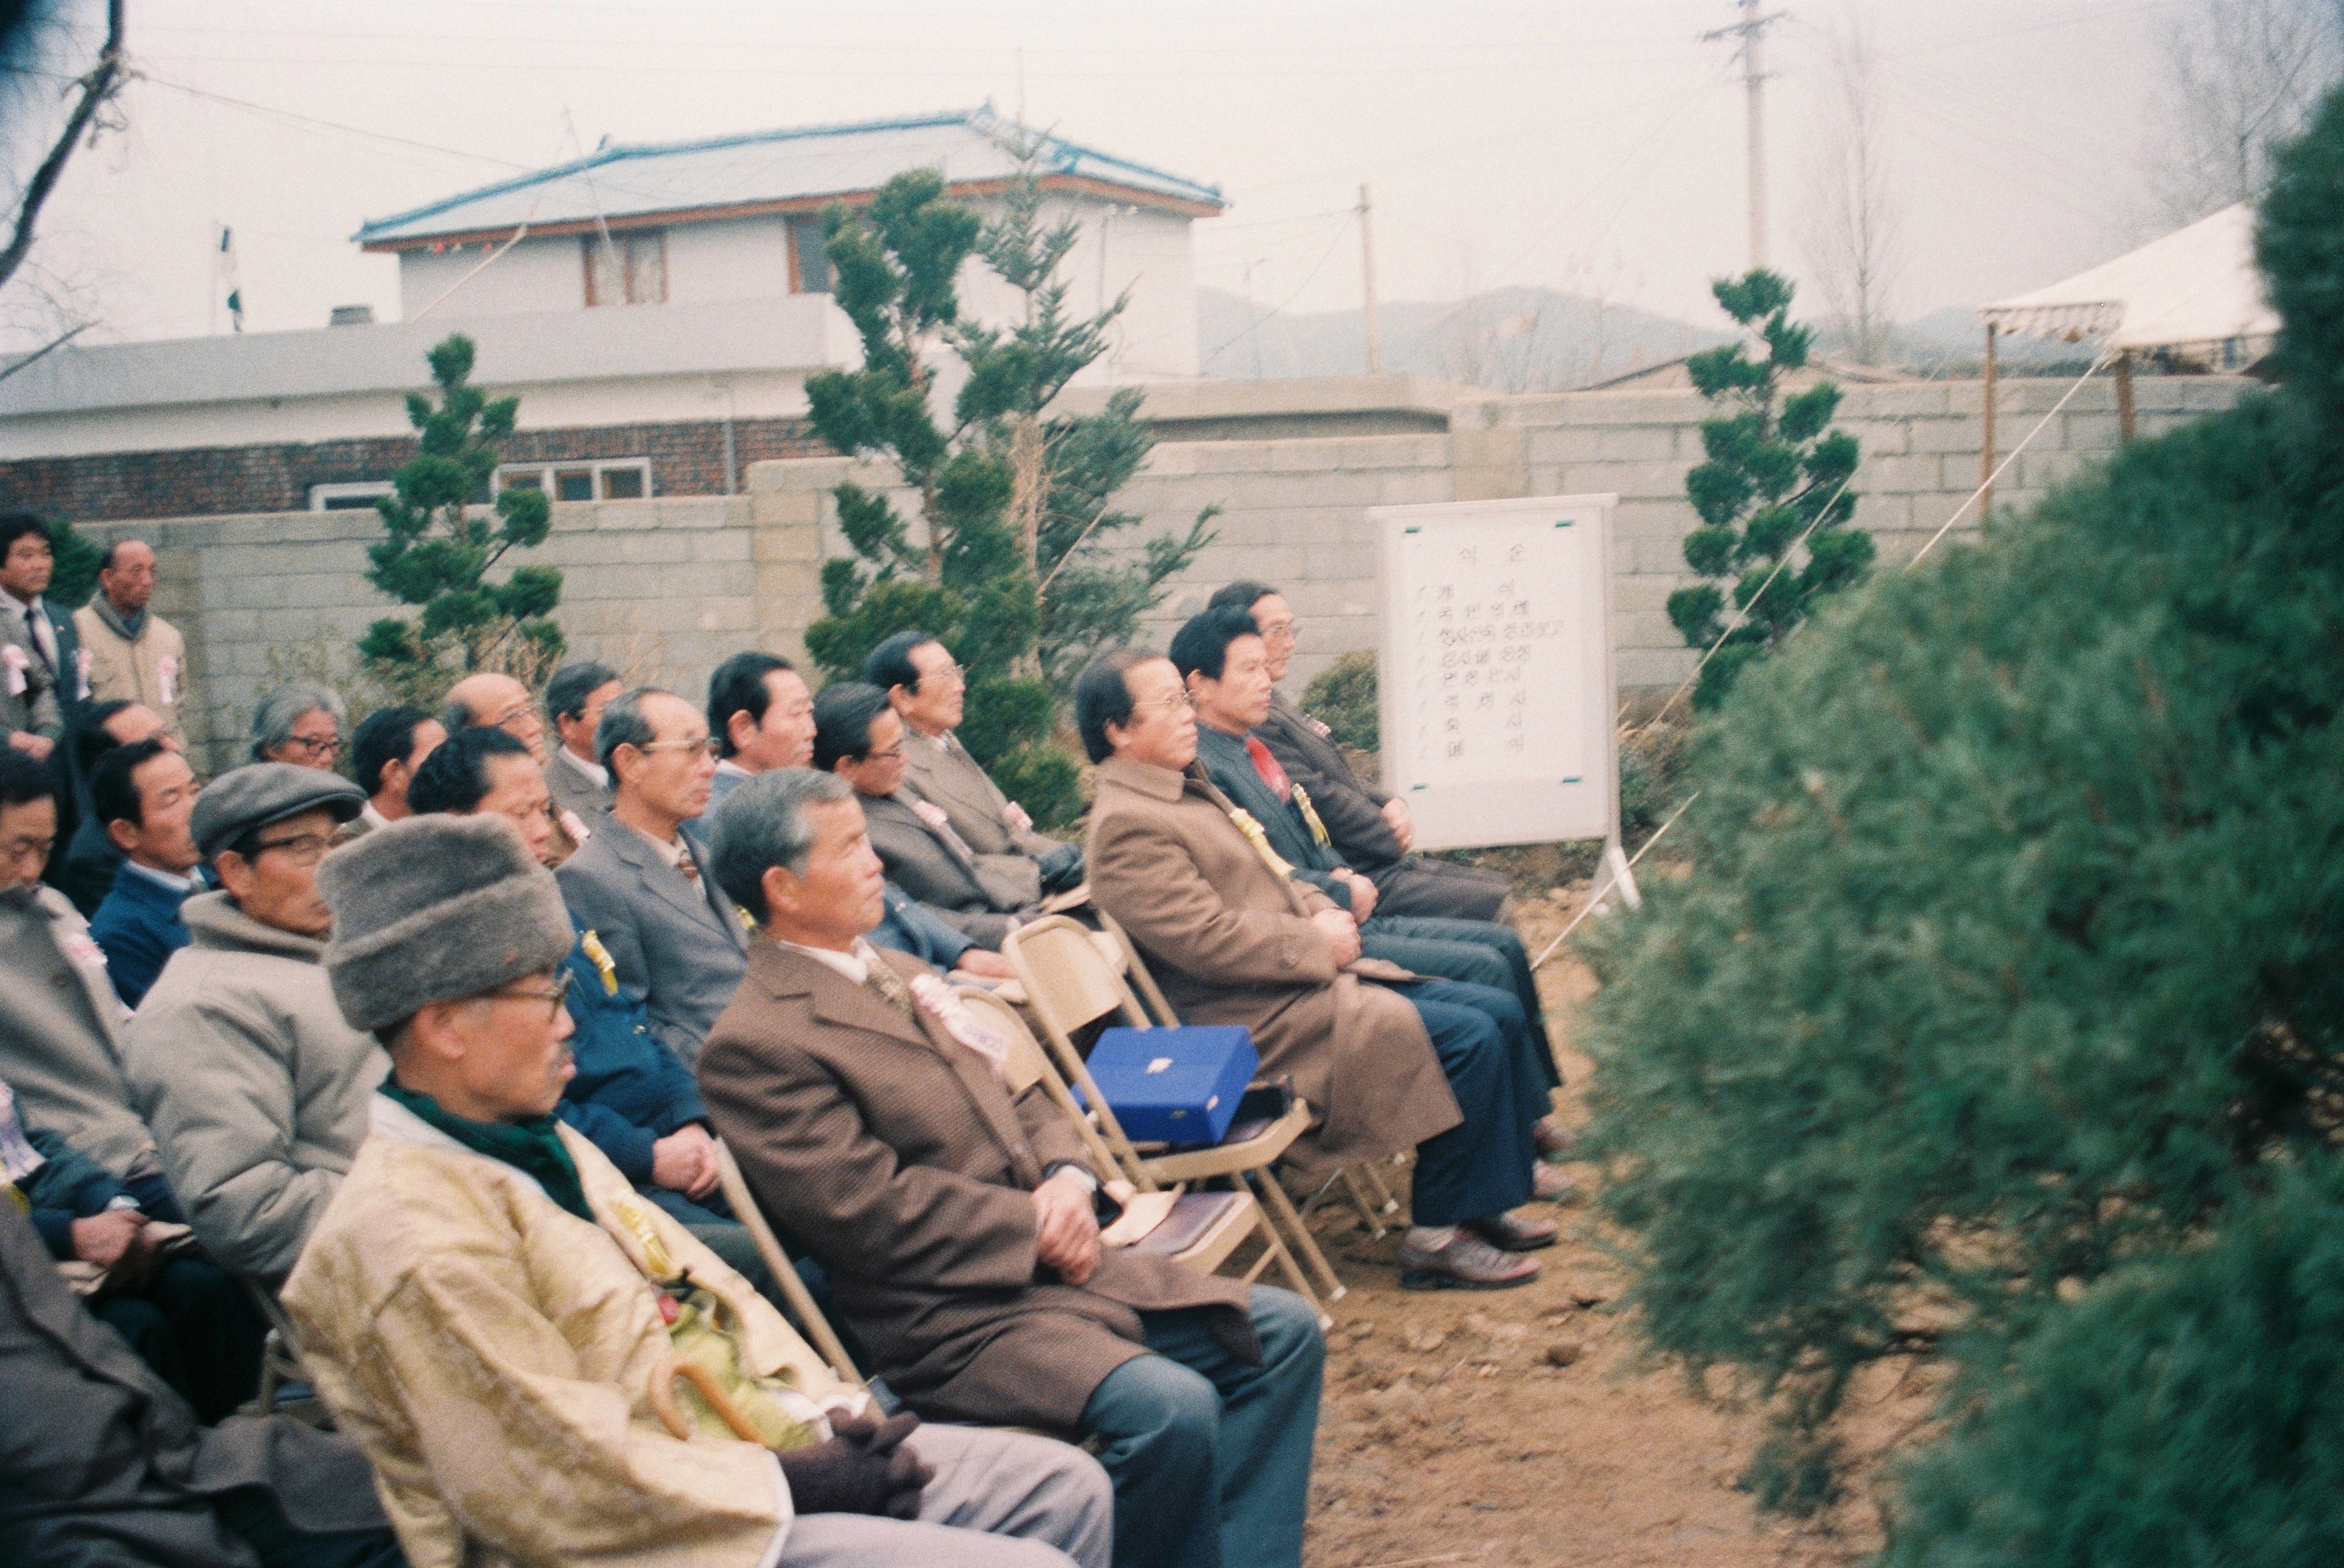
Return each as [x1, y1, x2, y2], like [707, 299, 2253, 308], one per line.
[1197, 285, 1730, 390]
[1882, 305, 2103, 375]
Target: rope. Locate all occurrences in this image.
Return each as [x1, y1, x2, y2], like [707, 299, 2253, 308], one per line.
[1530, 791, 1699, 970]
[1906, 346, 2118, 567]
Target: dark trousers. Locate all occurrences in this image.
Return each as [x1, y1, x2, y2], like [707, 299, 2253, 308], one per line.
[1390, 978, 1544, 1228]
[1366, 854, 1512, 922]
[215, 1488, 407, 1568]
[1361, 913, 1559, 1089]
[1079, 1286, 1324, 1568]
[93, 1257, 270, 1425]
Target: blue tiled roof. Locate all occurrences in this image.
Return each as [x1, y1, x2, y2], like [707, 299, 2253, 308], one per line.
[356, 107, 1222, 246]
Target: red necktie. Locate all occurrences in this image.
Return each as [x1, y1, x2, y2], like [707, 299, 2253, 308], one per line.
[1244, 735, 1292, 802]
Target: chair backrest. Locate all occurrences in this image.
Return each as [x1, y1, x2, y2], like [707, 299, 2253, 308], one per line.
[1094, 907, 1179, 1028]
[1006, 915, 1150, 1039]
[953, 985, 1140, 1184]
[710, 1139, 862, 1383]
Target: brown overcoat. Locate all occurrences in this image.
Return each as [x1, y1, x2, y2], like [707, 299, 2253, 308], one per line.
[698, 939, 1255, 1432]
[1084, 756, 1461, 1178]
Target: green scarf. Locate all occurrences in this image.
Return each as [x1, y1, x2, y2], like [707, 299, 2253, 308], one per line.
[379, 1081, 594, 1223]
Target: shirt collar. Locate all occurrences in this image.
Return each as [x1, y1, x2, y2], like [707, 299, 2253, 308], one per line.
[557, 745, 609, 790]
[715, 758, 755, 780]
[123, 859, 200, 895]
[771, 935, 877, 985]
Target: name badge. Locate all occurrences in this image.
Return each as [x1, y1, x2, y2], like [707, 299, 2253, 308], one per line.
[157, 654, 178, 707]
[2, 644, 24, 696]
[73, 647, 90, 702]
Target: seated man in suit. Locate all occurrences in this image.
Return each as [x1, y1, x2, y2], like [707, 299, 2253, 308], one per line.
[55, 697, 172, 915]
[699, 768, 1325, 1568]
[542, 659, 622, 823]
[816, 681, 1042, 948]
[287, 813, 1113, 1568]
[556, 687, 747, 1067]
[85, 735, 204, 1007]
[1171, 605, 1567, 1143]
[866, 630, 1084, 897]
[1208, 580, 1516, 923]
[343, 704, 443, 838]
[1081, 649, 1558, 1285]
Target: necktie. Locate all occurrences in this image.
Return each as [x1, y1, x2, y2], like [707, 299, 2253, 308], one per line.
[861, 948, 919, 1022]
[17, 604, 53, 674]
[1244, 735, 1292, 801]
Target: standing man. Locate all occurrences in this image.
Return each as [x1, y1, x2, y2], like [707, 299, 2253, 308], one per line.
[74, 538, 189, 751]
[543, 659, 621, 822]
[0, 512, 77, 765]
[867, 630, 1084, 897]
[344, 706, 444, 838]
[85, 736, 205, 1007]
[556, 687, 746, 1067]
[126, 764, 381, 1285]
[701, 768, 1325, 1568]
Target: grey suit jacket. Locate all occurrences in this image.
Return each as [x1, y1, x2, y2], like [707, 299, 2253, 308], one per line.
[860, 789, 1034, 947]
[546, 745, 616, 822]
[900, 730, 1065, 864]
[0, 594, 66, 744]
[555, 815, 746, 1067]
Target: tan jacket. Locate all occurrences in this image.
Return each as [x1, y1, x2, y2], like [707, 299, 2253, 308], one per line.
[73, 596, 187, 750]
[1084, 756, 1459, 1177]
[699, 940, 1254, 1430]
[0, 882, 155, 1175]
[283, 1100, 807, 1568]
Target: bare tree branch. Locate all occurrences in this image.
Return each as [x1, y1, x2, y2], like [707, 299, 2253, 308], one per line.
[0, 0, 126, 296]
[2148, 0, 2344, 227]
[0, 318, 86, 383]
[1804, 11, 1902, 366]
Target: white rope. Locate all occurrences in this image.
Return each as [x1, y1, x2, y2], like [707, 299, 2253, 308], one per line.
[1531, 791, 1700, 970]
[1906, 346, 2118, 567]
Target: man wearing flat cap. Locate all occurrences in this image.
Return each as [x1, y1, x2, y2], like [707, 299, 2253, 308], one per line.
[284, 812, 1113, 1568]
[124, 761, 384, 1286]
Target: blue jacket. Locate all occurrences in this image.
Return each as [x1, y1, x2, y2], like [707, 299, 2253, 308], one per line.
[870, 880, 976, 969]
[86, 861, 196, 1009]
[21, 1127, 132, 1259]
[556, 911, 713, 1190]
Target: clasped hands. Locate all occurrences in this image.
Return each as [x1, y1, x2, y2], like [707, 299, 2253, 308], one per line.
[1032, 1166, 1102, 1286]
[70, 1207, 162, 1289]
[650, 1122, 721, 1201]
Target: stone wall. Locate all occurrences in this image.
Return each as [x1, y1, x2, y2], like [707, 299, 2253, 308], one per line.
[72, 374, 2253, 776]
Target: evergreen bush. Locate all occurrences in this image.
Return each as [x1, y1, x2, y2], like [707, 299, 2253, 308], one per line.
[1299, 648, 1380, 752]
[1581, 86, 2344, 1559]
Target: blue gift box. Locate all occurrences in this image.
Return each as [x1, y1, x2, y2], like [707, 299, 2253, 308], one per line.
[1084, 1026, 1259, 1146]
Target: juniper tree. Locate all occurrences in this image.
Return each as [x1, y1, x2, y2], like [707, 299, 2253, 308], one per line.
[1580, 88, 2344, 1562]
[357, 334, 561, 701]
[1668, 270, 1868, 709]
[802, 156, 1211, 823]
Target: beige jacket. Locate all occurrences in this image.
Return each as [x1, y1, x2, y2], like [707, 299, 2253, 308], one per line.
[73, 595, 187, 749]
[284, 1099, 813, 1568]
[0, 882, 155, 1175]
[124, 892, 384, 1282]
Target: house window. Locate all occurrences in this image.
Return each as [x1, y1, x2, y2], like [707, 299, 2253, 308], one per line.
[583, 230, 668, 307]
[789, 216, 831, 295]
[493, 460, 653, 501]
[309, 481, 394, 512]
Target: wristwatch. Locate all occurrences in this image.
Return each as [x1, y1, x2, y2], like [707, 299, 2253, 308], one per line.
[1040, 1160, 1098, 1195]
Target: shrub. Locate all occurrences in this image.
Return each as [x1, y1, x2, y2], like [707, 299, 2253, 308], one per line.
[1300, 648, 1380, 752]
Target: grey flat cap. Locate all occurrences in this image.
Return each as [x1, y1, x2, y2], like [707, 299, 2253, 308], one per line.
[317, 813, 574, 1032]
[191, 763, 366, 860]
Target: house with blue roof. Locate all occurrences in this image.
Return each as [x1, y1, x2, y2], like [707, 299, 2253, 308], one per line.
[0, 108, 1223, 523]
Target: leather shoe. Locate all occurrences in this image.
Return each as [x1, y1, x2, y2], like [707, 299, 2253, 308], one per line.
[1397, 1229, 1540, 1290]
[1532, 1162, 1576, 1201]
[1534, 1117, 1577, 1160]
[1466, 1211, 1557, 1251]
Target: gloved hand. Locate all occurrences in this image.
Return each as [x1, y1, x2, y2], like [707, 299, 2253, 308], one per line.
[774, 1413, 933, 1519]
[1037, 842, 1084, 894]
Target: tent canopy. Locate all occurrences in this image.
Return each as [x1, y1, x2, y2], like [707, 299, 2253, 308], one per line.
[1978, 204, 2278, 352]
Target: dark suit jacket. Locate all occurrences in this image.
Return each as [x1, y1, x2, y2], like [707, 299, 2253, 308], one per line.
[900, 729, 1066, 864]
[860, 789, 1037, 946]
[699, 939, 1254, 1430]
[555, 815, 747, 1068]
[0, 1200, 386, 1566]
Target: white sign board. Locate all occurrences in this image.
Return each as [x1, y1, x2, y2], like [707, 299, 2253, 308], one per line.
[1374, 493, 1619, 851]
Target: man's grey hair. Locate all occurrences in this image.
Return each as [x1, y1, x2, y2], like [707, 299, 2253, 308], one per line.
[594, 686, 668, 772]
[710, 768, 854, 921]
[247, 681, 347, 762]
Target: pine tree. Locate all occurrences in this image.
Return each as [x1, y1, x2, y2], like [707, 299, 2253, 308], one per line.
[802, 150, 1212, 824]
[357, 334, 561, 702]
[1668, 271, 1869, 709]
[1581, 86, 2344, 1559]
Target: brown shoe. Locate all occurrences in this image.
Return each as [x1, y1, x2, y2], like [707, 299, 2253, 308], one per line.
[1534, 1117, 1577, 1161]
[1532, 1162, 1576, 1201]
[1466, 1211, 1558, 1252]
[1398, 1229, 1541, 1290]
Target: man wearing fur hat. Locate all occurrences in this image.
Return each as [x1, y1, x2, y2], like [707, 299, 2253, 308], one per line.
[124, 762, 382, 1286]
[283, 812, 1113, 1568]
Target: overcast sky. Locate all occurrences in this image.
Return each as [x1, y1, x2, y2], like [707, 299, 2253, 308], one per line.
[3, 0, 2179, 350]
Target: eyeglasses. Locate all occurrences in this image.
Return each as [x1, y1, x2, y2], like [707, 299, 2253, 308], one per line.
[636, 736, 721, 758]
[251, 831, 333, 867]
[916, 663, 968, 691]
[486, 970, 573, 1022]
[283, 734, 341, 759]
[1131, 693, 1196, 715]
[1255, 621, 1298, 644]
[486, 701, 540, 730]
[861, 743, 907, 761]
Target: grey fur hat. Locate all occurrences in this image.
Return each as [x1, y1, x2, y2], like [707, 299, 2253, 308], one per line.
[317, 814, 574, 1033]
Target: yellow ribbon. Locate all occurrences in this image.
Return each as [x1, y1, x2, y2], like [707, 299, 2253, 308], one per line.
[1227, 808, 1294, 879]
[614, 1195, 681, 1284]
[1291, 783, 1332, 848]
[580, 930, 620, 996]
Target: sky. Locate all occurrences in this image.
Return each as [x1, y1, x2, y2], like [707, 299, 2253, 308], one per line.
[1, 0, 2182, 351]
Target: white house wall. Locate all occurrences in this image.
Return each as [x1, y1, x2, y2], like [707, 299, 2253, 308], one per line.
[396, 238, 588, 319]
[666, 216, 797, 304]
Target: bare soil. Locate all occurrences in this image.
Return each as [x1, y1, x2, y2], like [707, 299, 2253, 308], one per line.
[1296, 884, 1927, 1568]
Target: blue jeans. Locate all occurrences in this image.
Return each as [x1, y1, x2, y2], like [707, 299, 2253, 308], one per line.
[1078, 1286, 1325, 1568]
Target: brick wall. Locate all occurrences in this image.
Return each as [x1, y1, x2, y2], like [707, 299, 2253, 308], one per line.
[0, 416, 826, 523]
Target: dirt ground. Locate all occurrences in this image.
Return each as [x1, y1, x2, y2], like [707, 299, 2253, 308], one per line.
[1293, 883, 1927, 1568]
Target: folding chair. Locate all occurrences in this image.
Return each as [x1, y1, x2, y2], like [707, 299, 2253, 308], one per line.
[1001, 916, 1350, 1304]
[712, 1139, 861, 1384]
[955, 985, 1329, 1325]
[237, 1278, 332, 1428]
[1095, 908, 1402, 1235]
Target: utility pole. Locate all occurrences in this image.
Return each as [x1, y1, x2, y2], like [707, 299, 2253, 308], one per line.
[1358, 183, 1383, 375]
[1703, 0, 1784, 272]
